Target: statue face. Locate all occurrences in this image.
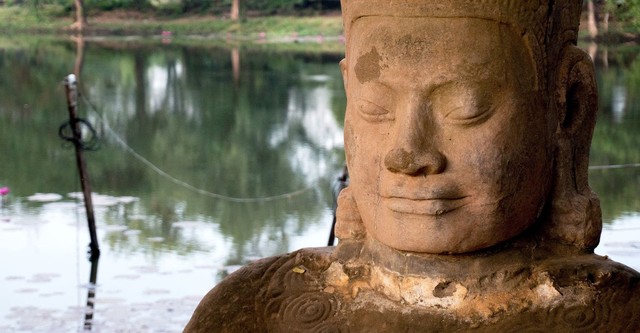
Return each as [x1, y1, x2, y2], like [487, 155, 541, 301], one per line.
[343, 17, 556, 253]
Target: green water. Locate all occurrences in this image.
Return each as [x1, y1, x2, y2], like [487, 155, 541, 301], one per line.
[0, 37, 347, 257]
[0, 37, 639, 331]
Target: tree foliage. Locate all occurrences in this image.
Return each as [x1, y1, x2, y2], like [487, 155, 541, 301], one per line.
[608, 0, 640, 28]
[1, 0, 340, 15]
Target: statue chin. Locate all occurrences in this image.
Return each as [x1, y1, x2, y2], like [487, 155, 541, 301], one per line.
[359, 207, 527, 254]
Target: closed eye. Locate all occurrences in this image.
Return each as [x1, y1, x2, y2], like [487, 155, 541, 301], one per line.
[443, 104, 495, 126]
[356, 99, 394, 122]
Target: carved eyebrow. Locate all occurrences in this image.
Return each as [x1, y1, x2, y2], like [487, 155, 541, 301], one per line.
[367, 61, 501, 94]
[352, 80, 394, 99]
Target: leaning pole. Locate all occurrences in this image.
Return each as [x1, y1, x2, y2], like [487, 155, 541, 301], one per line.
[63, 74, 100, 259]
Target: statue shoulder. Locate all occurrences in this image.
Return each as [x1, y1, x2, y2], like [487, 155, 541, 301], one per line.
[528, 254, 640, 332]
[538, 253, 640, 291]
[183, 247, 335, 333]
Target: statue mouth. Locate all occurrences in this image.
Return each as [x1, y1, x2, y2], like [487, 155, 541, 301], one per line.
[378, 179, 469, 216]
[382, 196, 468, 216]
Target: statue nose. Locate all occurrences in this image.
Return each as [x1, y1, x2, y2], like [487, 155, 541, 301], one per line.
[383, 95, 446, 176]
[384, 146, 446, 175]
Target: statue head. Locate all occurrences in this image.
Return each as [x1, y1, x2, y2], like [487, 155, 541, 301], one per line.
[336, 0, 601, 254]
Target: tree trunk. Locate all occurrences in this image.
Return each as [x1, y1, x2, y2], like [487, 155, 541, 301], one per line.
[231, 0, 240, 20]
[232, 48, 240, 86]
[71, 0, 88, 31]
[587, 0, 598, 39]
[74, 36, 85, 79]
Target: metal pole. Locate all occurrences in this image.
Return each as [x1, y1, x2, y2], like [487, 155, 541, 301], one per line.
[64, 74, 100, 259]
[84, 256, 99, 330]
[328, 166, 349, 246]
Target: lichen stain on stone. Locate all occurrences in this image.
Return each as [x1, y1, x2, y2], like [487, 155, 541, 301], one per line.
[368, 266, 468, 309]
[533, 280, 561, 302]
[323, 262, 350, 287]
[355, 47, 383, 84]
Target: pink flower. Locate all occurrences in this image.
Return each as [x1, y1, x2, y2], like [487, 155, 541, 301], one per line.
[0, 187, 9, 196]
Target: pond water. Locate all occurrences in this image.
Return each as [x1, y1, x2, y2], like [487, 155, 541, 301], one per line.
[0, 37, 639, 332]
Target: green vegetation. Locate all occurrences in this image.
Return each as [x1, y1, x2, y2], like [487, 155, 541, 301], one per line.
[0, 0, 343, 37]
[604, 0, 640, 30]
[0, 4, 343, 37]
[87, 15, 342, 38]
[585, 0, 640, 41]
[0, 5, 68, 32]
[2, 0, 340, 14]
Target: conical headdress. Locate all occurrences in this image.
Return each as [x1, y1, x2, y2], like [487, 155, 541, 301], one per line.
[340, 0, 583, 91]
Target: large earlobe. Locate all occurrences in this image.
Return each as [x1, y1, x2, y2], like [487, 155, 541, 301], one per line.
[339, 58, 348, 92]
[546, 45, 602, 252]
[334, 186, 365, 241]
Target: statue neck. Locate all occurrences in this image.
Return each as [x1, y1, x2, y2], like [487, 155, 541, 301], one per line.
[334, 234, 583, 278]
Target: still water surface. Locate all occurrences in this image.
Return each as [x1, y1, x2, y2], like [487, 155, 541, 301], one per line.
[0, 38, 639, 331]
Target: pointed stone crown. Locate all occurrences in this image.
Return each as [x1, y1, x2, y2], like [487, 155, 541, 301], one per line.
[342, 0, 547, 40]
[340, 0, 583, 90]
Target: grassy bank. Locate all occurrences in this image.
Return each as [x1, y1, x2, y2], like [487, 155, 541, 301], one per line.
[0, 6, 344, 39]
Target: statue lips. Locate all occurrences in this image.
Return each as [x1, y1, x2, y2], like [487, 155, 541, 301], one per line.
[381, 187, 468, 216]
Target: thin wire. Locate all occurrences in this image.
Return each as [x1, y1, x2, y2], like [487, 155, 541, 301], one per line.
[78, 92, 316, 203]
[604, 226, 640, 232]
[589, 163, 640, 170]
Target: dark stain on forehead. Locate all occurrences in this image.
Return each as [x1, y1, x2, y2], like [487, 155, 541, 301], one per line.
[355, 47, 383, 84]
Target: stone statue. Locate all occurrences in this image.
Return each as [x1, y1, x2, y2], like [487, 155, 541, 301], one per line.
[184, 1, 640, 331]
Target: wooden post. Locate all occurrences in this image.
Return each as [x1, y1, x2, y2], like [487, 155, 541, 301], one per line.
[64, 74, 100, 259]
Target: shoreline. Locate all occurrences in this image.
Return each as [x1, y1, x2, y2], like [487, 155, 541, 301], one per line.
[0, 8, 345, 40]
[1, 7, 638, 48]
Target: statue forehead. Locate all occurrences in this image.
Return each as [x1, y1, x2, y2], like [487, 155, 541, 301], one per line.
[347, 17, 535, 90]
[349, 17, 501, 58]
[341, 0, 584, 93]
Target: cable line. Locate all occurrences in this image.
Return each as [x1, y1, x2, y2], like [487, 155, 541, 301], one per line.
[589, 163, 640, 170]
[78, 91, 317, 203]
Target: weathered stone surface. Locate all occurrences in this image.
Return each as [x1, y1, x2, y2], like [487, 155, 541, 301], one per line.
[185, 243, 640, 332]
[184, 0, 640, 331]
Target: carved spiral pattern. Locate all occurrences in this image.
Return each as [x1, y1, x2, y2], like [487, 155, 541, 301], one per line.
[559, 305, 599, 330]
[264, 295, 284, 320]
[280, 293, 336, 329]
[549, 290, 614, 331]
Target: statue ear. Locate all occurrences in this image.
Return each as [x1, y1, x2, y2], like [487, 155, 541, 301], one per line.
[335, 186, 366, 241]
[339, 58, 348, 92]
[545, 45, 602, 251]
[555, 45, 598, 192]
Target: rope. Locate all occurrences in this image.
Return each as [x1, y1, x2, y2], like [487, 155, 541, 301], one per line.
[77, 91, 317, 203]
[58, 118, 101, 151]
